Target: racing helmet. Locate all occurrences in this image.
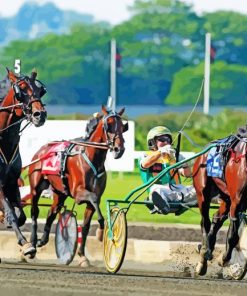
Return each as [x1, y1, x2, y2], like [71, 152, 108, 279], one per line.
[147, 126, 172, 150]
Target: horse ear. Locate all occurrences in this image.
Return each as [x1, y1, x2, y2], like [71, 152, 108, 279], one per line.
[7, 69, 17, 83]
[118, 107, 125, 116]
[102, 105, 108, 115]
[30, 68, 37, 81]
[123, 122, 129, 133]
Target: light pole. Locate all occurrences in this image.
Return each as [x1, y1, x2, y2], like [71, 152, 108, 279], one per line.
[203, 33, 211, 115]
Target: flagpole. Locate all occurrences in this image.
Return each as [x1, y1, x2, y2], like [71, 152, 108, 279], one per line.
[110, 39, 116, 111]
[203, 33, 211, 115]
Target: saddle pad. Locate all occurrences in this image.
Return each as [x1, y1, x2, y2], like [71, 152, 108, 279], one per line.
[41, 142, 70, 175]
[206, 146, 223, 178]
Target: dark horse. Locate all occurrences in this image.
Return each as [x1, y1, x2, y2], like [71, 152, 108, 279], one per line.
[0, 68, 47, 256]
[193, 131, 247, 276]
[23, 106, 128, 266]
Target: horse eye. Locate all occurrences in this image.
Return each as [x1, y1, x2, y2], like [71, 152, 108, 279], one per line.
[107, 117, 114, 124]
[19, 81, 26, 89]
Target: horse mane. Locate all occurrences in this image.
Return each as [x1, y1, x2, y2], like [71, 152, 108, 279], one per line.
[83, 109, 119, 140]
[0, 76, 11, 100]
[84, 115, 103, 140]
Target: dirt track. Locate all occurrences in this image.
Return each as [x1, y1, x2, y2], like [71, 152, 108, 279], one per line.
[0, 224, 246, 295]
[0, 262, 247, 296]
[1, 241, 247, 296]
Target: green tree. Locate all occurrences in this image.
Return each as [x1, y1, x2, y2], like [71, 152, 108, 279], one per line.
[166, 61, 247, 105]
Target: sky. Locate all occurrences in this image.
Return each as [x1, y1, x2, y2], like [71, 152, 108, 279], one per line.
[1, 0, 247, 24]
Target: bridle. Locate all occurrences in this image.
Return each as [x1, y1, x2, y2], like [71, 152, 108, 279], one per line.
[102, 112, 125, 151]
[12, 76, 46, 113]
[0, 76, 46, 133]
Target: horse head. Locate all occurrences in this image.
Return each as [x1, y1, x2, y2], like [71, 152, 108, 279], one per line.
[7, 68, 47, 127]
[101, 105, 128, 159]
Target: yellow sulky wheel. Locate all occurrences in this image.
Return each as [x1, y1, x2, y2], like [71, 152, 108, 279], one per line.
[228, 217, 247, 280]
[103, 207, 127, 273]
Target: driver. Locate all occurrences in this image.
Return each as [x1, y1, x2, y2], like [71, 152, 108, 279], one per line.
[139, 126, 196, 214]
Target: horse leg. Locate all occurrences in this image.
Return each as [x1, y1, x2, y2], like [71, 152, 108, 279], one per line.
[4, 181, 26, 228]
[195, 190, 212, 276]
[212, 177, 230, 196]
[88, 196, 104, 242]
[2, 180, 36, 256]
[30, 194, 40, 249]
[75, 188, 104, 242]
[78, 204, 95, 267]
[3, 197, 36, 256]
[28, 173, 49, 250]
[219, 202, 240, 266]
[14, 185, 26, 227]
[193, 155, 214, 275]
[207, 199, 229, 256]
[37, 193, 66, 247]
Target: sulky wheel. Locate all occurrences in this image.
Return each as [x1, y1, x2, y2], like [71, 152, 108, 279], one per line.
[55, 210, 78, 265]
[103, 207, 127, 273]
[228, 217, 247, 280]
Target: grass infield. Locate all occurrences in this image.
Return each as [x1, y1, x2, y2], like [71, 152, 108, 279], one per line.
[22, 172, 222, 225]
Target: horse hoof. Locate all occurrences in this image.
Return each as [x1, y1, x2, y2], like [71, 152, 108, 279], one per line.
[36, 240, 43, 248]
[28, 252, 36, 259]
[21, 243, 36, 257]
[217, 254, 229, 267]
[96, 228, 103, 242]
[196, 261, 207, 276]
[78, 256, 90, 268]
[37, 239, 47, 248]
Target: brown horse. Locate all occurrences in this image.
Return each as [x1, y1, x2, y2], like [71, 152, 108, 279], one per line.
[193, 134, 247, 276]
[0, 68, 47, 256]
[23, 106, 128, 265]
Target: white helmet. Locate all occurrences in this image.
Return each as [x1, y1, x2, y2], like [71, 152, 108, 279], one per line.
[147, 126, 172, 150]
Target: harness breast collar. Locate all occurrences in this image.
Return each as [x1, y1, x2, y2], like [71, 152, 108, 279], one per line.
[81, 151, 105, 189]
[81, 112, 119, 186]
[0, 144, 19, 165]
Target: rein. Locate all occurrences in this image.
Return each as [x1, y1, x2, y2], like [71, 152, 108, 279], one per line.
[178, 130, 204, 148]
[0, 117, 26, 133]
[22, 112, 124, 170]
[0, 100, 28, 133]
[51, 140, 109, 150]
[172, 78, 204, 145]
[0, 102, 23, 111]
[21, 139, 110, 170]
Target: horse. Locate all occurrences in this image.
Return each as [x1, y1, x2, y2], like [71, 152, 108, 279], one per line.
[0, 68, 47, 257]
[193, 131, 247, 276]
[22, 105, 128, 266]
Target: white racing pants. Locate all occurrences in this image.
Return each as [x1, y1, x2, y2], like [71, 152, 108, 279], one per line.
[149, 184, 197, 206]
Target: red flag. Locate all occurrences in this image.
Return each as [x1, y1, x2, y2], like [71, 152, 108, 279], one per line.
[210, 45, 216, 63]
[116, 48, 121, 68]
